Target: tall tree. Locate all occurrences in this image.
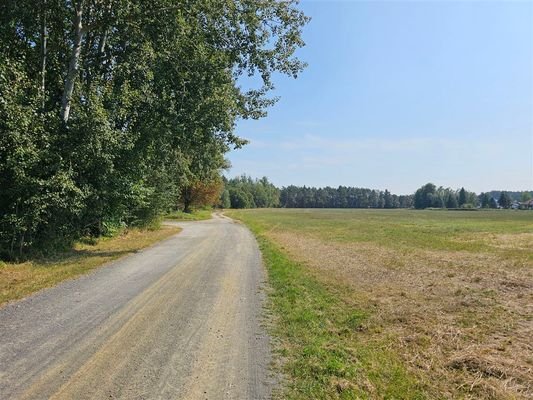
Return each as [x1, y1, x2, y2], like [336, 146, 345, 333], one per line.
[520, 192, 532, 202]
[220, 189, 231, 209]
[458, 187, 467, 207]
[0, 0, 309, 258]
[414, 183, 437, 209]
[479, 192, 490, 208]
[446, 192, 459, 208]
[60, 0, 84, 123]
[181, 178, 223, 213]
[498, 191, 511, 208]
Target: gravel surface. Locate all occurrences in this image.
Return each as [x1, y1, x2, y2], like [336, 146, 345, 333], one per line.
[0, 215, 273, 400]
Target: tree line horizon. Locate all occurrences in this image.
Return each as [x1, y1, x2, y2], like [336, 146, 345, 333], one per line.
[219, 176, 533, 210]
[2, 1, 530, 260]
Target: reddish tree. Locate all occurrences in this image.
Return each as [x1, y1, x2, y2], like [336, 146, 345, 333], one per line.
[181, 179, 223, 213]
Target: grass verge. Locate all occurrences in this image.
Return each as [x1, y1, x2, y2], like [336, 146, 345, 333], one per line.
[0, 225, 181, 307]
[230, 213, 425, 399]
[165, 209, 213, 221]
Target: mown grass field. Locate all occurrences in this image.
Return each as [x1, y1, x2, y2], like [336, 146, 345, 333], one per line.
[0, 225, 181, 307]
[227, 209, 533, 400]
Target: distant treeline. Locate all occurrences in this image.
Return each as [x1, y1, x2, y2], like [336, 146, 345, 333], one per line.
[414, 184, 477, 209]
[220, 176, 280, 209]
[221, 176, 412, 209]
[487, 191, 533, 202]
[413, 183, 532, 209]
[279, 186, 413, 208]
[220, 176, 532, 210]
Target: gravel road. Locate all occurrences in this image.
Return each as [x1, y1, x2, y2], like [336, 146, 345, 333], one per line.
[0, 215, 273, 400]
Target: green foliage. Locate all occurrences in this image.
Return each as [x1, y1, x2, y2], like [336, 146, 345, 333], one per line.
[520, 192, 532, 202]
[229, 188, 255, 209]
[414, 183, 479, 209]
[229, 210, 427, 399]
[498, 191, 512, 209]
[222, 178, 414, 210]
[224, 175, 279, 209]
[219, 189, 231, 209]
[165, 209, 212, 221]
[479, 192, 491, 208]
[414, 183, 437, 209]
[446, 192, 459, 208]
[458, 187, 467, 206]
[0, 0, 308, 258]
[487, 190, 532, 202]
[280, 185, 412, 208]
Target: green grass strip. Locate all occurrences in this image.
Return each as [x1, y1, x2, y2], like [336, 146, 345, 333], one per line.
[164, 209, 213, 221]
[237, 215, 426, 400]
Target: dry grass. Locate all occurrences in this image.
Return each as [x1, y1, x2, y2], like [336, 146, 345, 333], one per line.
[0, 225, 181, 307]
[270, 232, 532, 398]
[484, 232, 533, 251]
[231, 209, 533, 399]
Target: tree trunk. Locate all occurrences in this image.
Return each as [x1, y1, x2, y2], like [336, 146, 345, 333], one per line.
[60, 0, 85, 124]
[40, 0, 47, 110]
[97, 28, 108, 55]
[183, 188, 192, 213]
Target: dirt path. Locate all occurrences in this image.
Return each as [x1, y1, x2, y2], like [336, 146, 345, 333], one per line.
[0, 215, 273, 400]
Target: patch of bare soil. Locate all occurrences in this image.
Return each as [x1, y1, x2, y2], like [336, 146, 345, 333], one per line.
[269, 230, 533, 399]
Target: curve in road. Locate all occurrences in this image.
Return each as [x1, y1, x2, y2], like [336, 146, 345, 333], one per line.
[0, 215, 274, 400]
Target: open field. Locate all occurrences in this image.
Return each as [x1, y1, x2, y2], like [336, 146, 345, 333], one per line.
[0, 225, 181, 307]
[228, 209, 533, 399]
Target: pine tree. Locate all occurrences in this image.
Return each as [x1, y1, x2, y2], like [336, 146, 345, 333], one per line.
[479, 192, 490, 208]
[446, 193, 459, 208]
[458, 188, 467, 207]
[498, 191, 511, 208]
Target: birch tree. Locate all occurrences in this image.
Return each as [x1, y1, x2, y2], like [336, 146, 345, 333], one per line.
[0, 0, 309, 257]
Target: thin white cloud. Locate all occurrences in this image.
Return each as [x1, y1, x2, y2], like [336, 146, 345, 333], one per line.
[231, 132, 533, 192]
[263, 133, 521, 157]
[278, 134, 464, 153]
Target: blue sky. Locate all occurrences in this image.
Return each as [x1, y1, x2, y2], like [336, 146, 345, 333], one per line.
[227, 0, 533, 194]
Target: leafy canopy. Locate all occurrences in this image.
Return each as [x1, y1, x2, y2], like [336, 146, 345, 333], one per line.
[0, 0, 308, 258]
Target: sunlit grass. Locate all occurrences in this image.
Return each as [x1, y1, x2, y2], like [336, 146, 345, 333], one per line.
[165, 208, 213, 221]
[0, 225, 181, 306]
[254, 232, 425, 399]
[229, 209, 533, 399]
[234, 208, 533, 256]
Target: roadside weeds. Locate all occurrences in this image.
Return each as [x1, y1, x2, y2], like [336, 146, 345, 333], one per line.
[0, 225, 181, 307]
[233, 215, 425, 399]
